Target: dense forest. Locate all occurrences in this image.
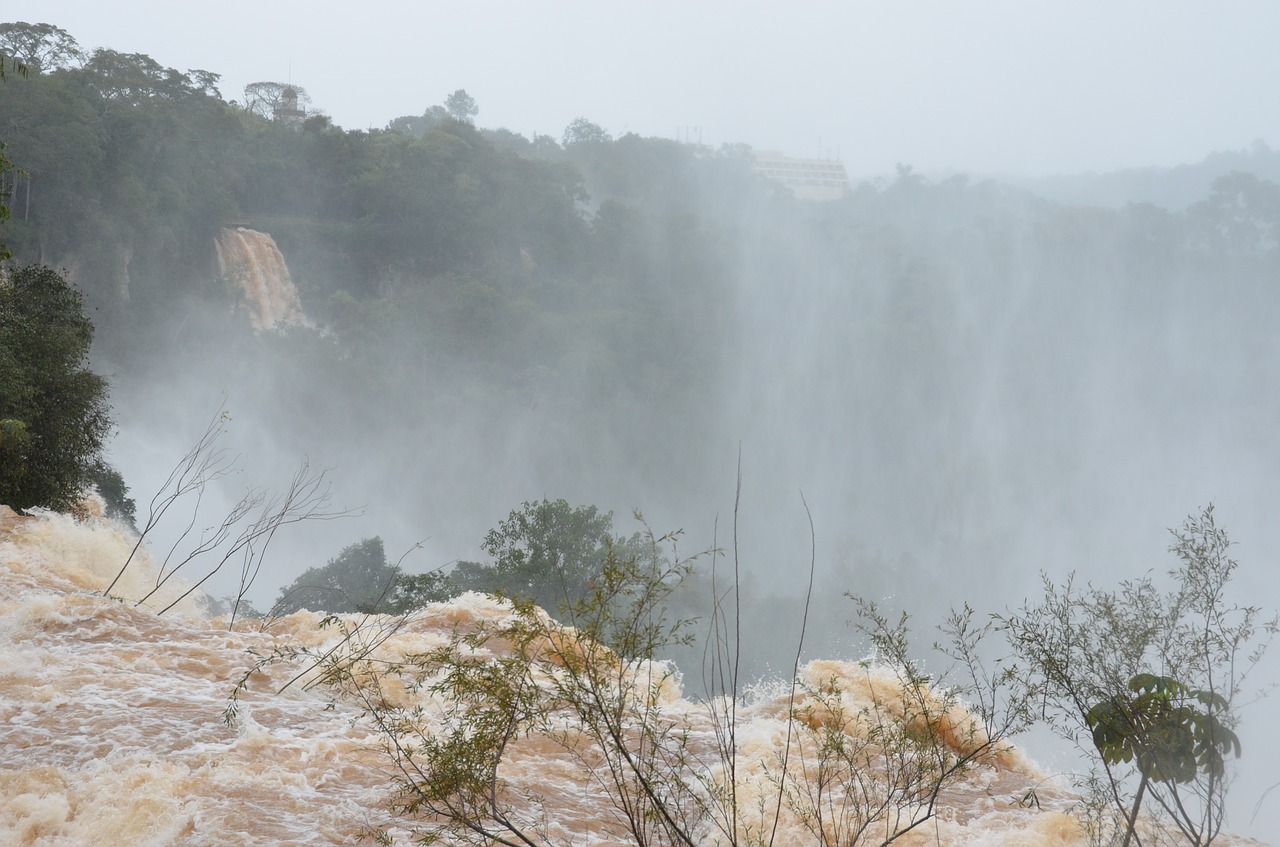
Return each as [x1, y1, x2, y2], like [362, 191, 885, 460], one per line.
[3, 21, 1280, 667]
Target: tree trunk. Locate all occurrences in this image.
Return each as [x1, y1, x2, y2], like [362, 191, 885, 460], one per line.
[1121, 769, 1150, 847]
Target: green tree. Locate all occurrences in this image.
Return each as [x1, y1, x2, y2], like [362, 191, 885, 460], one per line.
[86, 459, 136, 526]
[386, 108, 441, 138]
[386, 568, 454, 613]
[444, 88, 478, 123]
[242, 80, 310, 121]
[449, 498, 635, 615]
[0, 265, 114, 512]
[0, 141, 19, 259]
[561, 116, 611, 146]
[0, 46, 27, 259]
[1187, 172, 1280, 257]
[0, 22, 83, 72]
[270, 536, 400, 615]
[1086, 673, 1238, 847]
[998, 506, 1275, 847]
[1, 47, 27, 79]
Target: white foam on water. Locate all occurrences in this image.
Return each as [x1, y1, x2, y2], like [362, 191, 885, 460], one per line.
[1, 508, 1268, 846]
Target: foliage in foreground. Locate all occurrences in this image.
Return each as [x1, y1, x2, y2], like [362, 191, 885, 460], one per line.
[103, 403, 348, 627]
[0, 264, 114, 512]
[997, 505, 1276, 847]
[232, 513, 1024, 847]
[229, 503, 1273, 846]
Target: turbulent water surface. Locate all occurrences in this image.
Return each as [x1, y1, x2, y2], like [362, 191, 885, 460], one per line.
[0, 507, 1264, 846]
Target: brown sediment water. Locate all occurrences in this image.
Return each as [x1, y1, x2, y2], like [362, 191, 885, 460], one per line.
[0, 506, 1266, 846]
[0, 506, 396, 845]
[214, 227, 309, 332]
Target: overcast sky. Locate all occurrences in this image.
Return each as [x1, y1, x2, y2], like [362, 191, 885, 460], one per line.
[14, 2, 1280, 178]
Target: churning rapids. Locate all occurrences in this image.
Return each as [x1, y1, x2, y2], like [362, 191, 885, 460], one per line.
[0, 506, 1262, 846]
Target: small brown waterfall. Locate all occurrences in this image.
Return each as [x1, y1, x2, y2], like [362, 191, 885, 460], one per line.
[214, 227, 309, 332]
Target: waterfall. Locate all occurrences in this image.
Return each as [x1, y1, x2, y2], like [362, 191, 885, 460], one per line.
[0, 506, 1110, 847]
[214, 227, 309, 332]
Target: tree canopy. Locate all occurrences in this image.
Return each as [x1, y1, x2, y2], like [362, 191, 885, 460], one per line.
[444, 88, 477, 122]
[0, 265, 113, 512]
[0, 22, 83, 72]
[242, 80, 309, 120]
[997, 506, 1274, 846]
[449, 498, 635, 615]
[561, 116, 611, 146]
[271, 536, 399, 615]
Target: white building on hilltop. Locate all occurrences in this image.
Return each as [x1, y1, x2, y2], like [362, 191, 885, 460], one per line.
[751, 151, 850, 201]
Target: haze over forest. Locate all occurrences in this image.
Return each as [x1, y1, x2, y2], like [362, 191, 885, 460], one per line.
[3, 12, 1280, 844]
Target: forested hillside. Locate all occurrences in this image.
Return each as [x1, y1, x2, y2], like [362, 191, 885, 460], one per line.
[4, 21, 1280, 652]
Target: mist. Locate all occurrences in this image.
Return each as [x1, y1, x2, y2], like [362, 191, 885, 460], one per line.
[97, 142, 1280, 840]
[4, 9, 1280, 843]
[97, 137, 1280, 845]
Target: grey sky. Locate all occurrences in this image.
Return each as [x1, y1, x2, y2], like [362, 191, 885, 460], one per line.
[17, 1, 1280, 177]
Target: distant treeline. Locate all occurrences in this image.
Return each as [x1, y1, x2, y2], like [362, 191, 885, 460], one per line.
[5, 23, 1280, 665]
[3, 24, 1277, 391]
